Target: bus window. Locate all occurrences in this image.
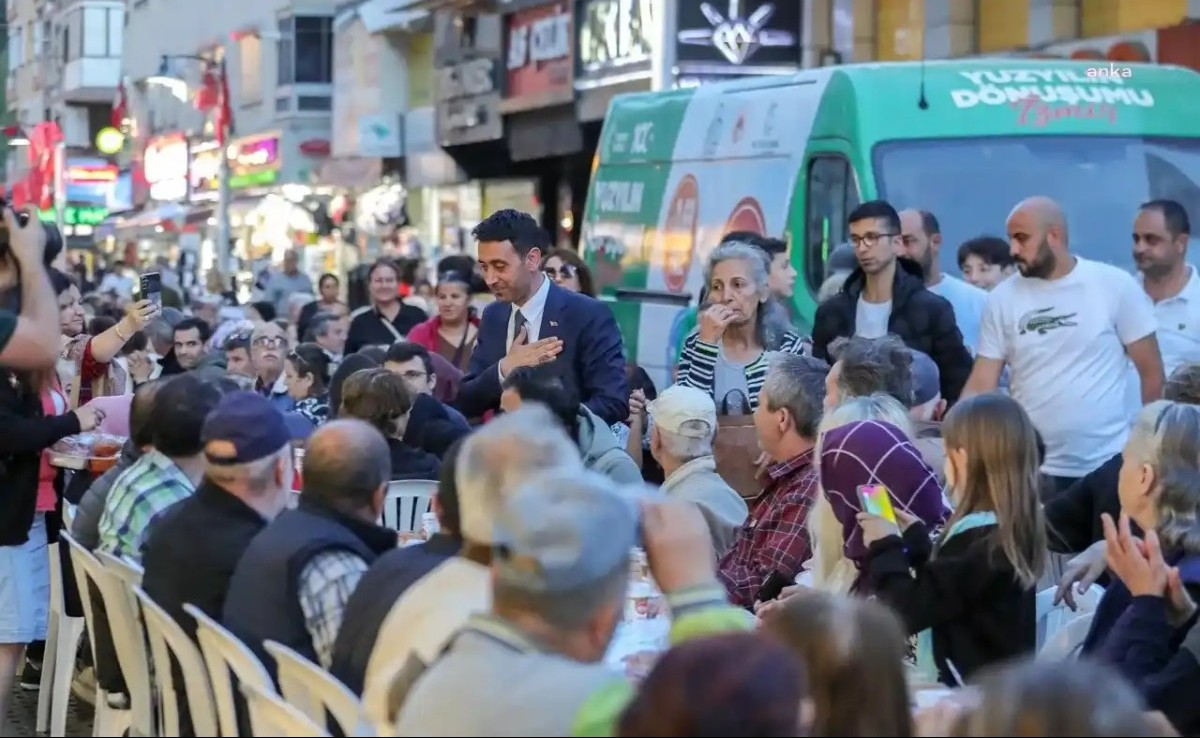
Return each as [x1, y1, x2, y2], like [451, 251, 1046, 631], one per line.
[805, 155, 859, 292]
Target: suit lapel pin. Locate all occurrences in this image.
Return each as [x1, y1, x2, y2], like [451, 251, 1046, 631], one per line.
[549, 321, 558, 328]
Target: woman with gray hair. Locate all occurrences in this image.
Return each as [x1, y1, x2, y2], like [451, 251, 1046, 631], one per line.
[676, 241, 809, 411]
[1077, 400, 1200, 734]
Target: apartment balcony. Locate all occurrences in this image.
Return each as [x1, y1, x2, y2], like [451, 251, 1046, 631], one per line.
[59, 56, 120, 103]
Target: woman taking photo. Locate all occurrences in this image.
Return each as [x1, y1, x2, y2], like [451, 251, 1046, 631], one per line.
[54, 268, 156, 404]
[677, 241, 808, 411]
[345, 259, 428, 354]
[405, 267, 479, 372]
[0, 358, 104, 729]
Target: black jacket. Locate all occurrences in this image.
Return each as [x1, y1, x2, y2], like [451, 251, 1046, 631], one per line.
[141, 480, 268, 636]
[866, 522, 1036, 685]
[403, 394, 469, 459]
[1044, 452, 1123, 554]
[0, 370, 80, 546]
[812, 258, 973, 404]
[388, 438, 441, 481]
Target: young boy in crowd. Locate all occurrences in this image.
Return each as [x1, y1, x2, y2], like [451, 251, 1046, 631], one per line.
[957, 236, 1016, 291]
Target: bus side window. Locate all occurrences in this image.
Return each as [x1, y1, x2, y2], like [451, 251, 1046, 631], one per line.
[805, 155, 859, 292]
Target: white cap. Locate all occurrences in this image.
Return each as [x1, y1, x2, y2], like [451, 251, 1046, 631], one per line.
[649, 385, 718, 439]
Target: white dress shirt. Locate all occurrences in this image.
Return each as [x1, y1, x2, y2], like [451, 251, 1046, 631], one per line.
[498, 276, 552, 380]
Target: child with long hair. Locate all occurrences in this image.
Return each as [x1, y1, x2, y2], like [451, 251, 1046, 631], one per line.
[859, 392, 1047, 686]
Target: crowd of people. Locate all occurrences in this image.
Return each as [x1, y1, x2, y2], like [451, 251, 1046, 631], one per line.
[0, 194, 1197, 736]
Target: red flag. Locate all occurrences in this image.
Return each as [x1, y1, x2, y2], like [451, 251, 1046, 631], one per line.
[27, 122, 63, 211]
[213, 60, 233, 146]
[194, 67, 219, 111]
[111, 80, 127, 128]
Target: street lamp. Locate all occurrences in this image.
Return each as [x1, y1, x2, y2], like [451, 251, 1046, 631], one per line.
[146, 52, 234, 288]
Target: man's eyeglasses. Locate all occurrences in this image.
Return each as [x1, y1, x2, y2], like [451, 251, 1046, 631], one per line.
[253, 336, 288, 349]
[849, 232, 897, 248]
[543, 264, 577, 280]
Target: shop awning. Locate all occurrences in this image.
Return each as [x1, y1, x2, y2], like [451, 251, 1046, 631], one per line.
[96, 202, 191, 236]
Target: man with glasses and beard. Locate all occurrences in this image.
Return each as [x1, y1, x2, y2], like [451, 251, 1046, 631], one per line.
[963, 195, 1164, 494]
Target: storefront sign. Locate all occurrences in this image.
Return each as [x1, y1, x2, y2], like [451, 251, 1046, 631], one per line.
[676, 0, 801, 77]
[189, 141, 221, 199]
[435, 56, 503, 146]
[38, 205, 108, 227]
[504, 4, 574, 112]
[576, 0, 654, 88]
[143, 135, 190, 202]
[227, 133, 282, 189]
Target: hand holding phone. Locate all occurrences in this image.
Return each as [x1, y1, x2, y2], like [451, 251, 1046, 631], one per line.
[756, 570, 791, 603]
[858, 484, 898, 524]
[139, 271, 162, 308]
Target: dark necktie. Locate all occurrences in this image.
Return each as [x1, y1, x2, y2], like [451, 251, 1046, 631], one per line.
[511, 310, 527, 349]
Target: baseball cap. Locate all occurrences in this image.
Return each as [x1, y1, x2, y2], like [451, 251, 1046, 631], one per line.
[648, 385, 717, 439]
[492, 469, 639, 594]
[908, 349, 941, 406]
[202, 391, 292, 465]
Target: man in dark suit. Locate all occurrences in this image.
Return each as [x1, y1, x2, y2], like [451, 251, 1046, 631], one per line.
[456, 209, 629, 425]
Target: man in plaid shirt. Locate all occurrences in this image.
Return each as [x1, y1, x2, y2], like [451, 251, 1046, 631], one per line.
[718, 354, 829, 608]
[97, 375, 221, 562]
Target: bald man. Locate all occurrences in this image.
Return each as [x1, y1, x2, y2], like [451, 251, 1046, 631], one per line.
[964, 196, 1163, 492]
[898, 208, 987, 352]
[223, 419, 399, 672]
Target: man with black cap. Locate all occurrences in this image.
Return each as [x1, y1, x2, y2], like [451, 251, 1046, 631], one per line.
[223, 419, 399, 671]
[141, 391, 296, 633]
[393, 472, 748, 736]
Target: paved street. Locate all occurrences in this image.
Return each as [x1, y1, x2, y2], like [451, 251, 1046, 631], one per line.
[6, 687, 93, 737]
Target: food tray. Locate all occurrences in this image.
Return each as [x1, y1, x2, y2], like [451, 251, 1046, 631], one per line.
[49, 432, 125, 473]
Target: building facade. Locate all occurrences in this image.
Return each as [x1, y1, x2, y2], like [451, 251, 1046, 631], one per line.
[113, 0, 340, 271]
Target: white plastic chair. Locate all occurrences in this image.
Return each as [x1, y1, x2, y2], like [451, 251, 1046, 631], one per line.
[1039, 612, 1096, 660]
[1035, 584, 1103, 651]
[381, 480, 436, 532]
[241, 681, 331, 737]
[36, 537, 86, 736]
[64, 535, 134, 738]
[184, 603, 275, 737]
[265, 640, 372, 736]
[97, 550, 144, 588]
[135, 587, 220, 736]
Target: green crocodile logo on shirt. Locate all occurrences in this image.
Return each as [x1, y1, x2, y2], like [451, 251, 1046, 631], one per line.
[1018, 307, 1079, 336]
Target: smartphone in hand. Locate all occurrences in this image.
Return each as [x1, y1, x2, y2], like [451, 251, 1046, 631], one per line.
[858, 484, 898, 524]
[756, 570, 791, 603]
[139, 271, 162, 307]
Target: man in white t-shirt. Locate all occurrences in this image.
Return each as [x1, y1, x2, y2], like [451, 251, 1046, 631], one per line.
[963, 196, 1164, 492]
[899, 209, 988, 353]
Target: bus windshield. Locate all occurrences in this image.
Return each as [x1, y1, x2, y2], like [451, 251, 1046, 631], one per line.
[873, 136, 1200, 274]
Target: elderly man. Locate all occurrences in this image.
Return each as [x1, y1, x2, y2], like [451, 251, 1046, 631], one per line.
[393, 475, 746, 736]
[331, 406, 583, 708]
[309, 312, 348, 368]
[648, 385, 747, 556]
[223, 419, 399, 671]
[718, 353, 828, 609]
[250, 320, 293, 411]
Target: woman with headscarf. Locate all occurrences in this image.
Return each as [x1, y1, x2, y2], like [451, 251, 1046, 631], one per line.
[405, 267, 479, 372]
[816, 418, 949, 595]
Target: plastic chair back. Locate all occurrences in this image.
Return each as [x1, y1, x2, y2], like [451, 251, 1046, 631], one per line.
[135, 587, 220, 736]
